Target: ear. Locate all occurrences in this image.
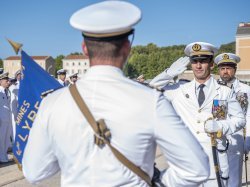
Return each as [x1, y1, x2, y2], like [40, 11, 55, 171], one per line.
[123, 40, 131, 55]
[82, 41, 89, 57]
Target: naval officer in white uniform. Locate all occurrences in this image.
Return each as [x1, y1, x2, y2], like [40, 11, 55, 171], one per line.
[9, 69, 22, 141]
[215, 53, 250, 187]
[57, 69, 68, 86]
[150, 42, 246, 187]
[0, 72, 12, 163]
[22, 1, 210, 186]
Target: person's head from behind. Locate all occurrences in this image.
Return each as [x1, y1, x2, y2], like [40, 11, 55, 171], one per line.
[184, 42, 218, 83]
[215, 53, 240, 83]
[70, 1, 141, 69]
[83, 35, 132, 69]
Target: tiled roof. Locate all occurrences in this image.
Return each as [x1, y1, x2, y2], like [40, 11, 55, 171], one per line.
[64, 54, 89, 60]
[5, 56, 50, 60]
[236, 23, 250, 35]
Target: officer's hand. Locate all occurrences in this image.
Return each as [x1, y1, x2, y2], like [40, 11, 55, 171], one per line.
[204, 119, 222, 134]
[167, 57, 190, 78]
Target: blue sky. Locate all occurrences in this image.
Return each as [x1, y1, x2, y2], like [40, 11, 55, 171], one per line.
[0, 0, 249, 59]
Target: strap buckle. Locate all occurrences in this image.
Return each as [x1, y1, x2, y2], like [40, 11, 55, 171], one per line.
[94, 119, 111, 147]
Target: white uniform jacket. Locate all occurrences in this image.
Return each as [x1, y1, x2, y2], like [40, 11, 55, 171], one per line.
[157, 76, 245, 180]
[23, 66, 210, 187]
[57, 79, 65, 86]
[0, 86, 12, 162]
[227, 78, 250, 187]
[231, 79, 250, 151]
[9, 81, 20, 141]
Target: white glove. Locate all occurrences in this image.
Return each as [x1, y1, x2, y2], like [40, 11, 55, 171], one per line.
[204, 119, 222, 134]
[167, 56, 190, 78]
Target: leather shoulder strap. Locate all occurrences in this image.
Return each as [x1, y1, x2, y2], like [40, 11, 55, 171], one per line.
[69, 84, 152, 186]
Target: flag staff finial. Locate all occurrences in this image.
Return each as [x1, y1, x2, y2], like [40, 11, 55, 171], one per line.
[6, 38, 23, 55]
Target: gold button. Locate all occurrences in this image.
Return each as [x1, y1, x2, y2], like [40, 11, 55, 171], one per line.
[198, 109, 201, 113]
[216, 130, 222, 138]
[197, 120, 201, 123]
[196, 131, 200, 134]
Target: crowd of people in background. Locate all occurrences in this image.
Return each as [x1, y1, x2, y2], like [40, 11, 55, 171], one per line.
[0, 1, 249, 187]
[0, 68, 78, 164]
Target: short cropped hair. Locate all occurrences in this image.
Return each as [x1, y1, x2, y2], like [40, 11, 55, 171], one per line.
[85, 37, 128, 61]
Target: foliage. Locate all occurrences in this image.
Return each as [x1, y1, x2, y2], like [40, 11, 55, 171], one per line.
[218, 42, 235, 54]
[70, 52, 83, 55]
[125, 43, 186, 79]
[125, 42, 236, 79]
[0, 58, 3, 68]
[54, 55, 64, 74]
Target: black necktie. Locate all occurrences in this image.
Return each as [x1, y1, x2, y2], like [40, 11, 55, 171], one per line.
[4, 89, 8, 99]
[198, 84, 205, 107]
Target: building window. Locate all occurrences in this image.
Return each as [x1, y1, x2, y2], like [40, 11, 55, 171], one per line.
[72, 62, 75, 66]
[72, 70, 74, 74]
[79, 62, 81, 66]
[78, 69, 82, 74]
[84, 69, 87, 73]
[84, 62, 87, 66]
[66, 62, 69, 66]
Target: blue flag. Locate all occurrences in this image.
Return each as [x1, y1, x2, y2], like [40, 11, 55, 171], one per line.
[13, 51, 63, 166]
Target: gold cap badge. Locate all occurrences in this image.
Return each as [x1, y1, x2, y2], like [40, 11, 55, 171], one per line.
[223, 54, 229, 60]
[192, 43, 201, 51]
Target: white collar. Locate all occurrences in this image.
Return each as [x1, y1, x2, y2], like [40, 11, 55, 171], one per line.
[85, 65, 124, 77]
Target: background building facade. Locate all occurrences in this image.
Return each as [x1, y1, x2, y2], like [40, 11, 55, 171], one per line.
[62, 55, 90, 78]
[236, 22, 250, 70]
[235, 22, 250, 82]
[3, 56, 56, 77]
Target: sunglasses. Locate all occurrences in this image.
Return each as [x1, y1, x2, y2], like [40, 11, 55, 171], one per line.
[190, 57, 212, 64]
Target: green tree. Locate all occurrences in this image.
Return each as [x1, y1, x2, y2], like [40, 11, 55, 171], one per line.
[218, 42, 235, 54]
[70, 52, 83, 55]
[54, 55, 64, 74]
[0, 58, 3, 68]
[125, 42, 235, 80]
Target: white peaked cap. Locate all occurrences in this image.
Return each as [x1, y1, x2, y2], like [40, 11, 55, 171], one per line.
[70, 1, 142, 38]
[184, 42, 218, 57]
[214, 53, 240, 66]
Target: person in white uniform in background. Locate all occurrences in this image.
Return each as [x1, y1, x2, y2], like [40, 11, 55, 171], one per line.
[150, 42, 246, 187]
[0, 72, 13, 163]
[215, 53, 250, 187]
[9, 69, 22, 141]
[68, 72, 78, 85]
[56, 69, 68, 86]
[22, 1, 210, 186]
